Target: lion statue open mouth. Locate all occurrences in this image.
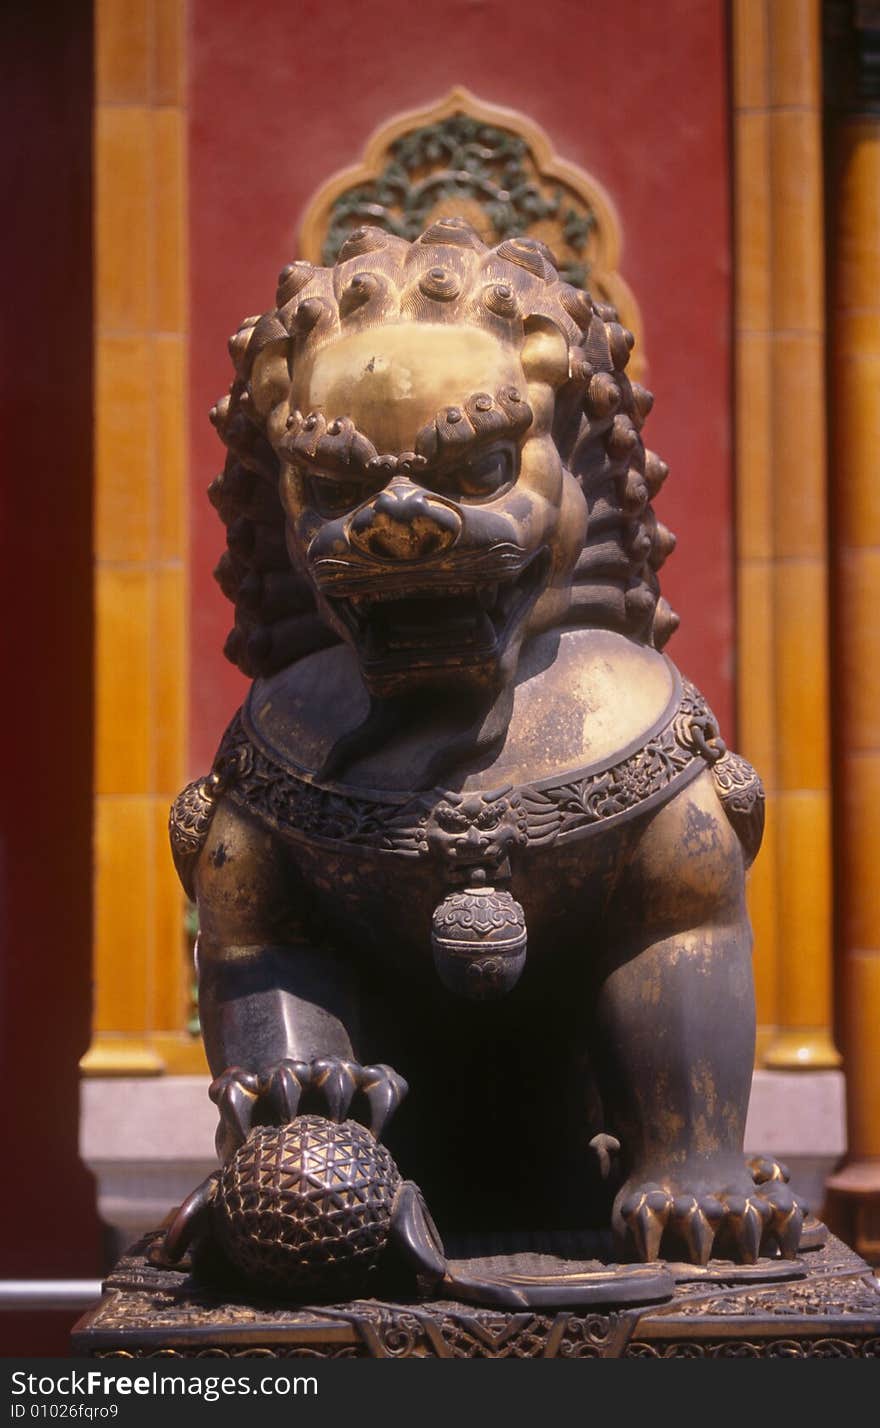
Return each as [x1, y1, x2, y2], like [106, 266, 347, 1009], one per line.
[164, 218, 808, 1299]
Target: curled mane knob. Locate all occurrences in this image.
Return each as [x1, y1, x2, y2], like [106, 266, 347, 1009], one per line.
[339, 271, 381, 317]
[482, 281, 519, 319]
[275, 261, 314, 308]
[338, 225, 389, 260]
[430, 885, 527, 1001]
[418, 266, 462, 302]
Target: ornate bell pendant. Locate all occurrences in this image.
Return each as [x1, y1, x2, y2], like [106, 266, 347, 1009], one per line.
[430, 882, 527, 1000]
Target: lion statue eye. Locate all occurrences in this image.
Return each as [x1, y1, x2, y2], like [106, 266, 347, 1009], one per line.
[305, 473, 370, 517]
[434, 444, 516, 503]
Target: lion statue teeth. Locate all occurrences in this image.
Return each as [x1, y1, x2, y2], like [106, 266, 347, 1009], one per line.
[165, 217, 807, 1298]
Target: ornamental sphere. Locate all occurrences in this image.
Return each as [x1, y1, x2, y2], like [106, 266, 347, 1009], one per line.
[214, 1116, 401, 1299]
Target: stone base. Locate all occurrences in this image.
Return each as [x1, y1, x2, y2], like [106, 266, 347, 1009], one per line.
[80, 1077, 217, 1248]
[72, 1232, 880, 1359]
[744, 1070, 847, 1217]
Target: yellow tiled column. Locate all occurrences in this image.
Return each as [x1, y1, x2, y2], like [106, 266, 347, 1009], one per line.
[826, 114, 880, 1253]
[83, 0, 199, 1075]
[733, 0, 839, 1068]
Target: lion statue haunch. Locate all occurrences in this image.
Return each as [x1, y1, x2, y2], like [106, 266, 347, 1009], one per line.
[168, 218, 806, 1289]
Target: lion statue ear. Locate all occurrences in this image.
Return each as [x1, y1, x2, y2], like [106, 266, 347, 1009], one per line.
[520, 314, 571, 388]
[208, 301, 341, 681]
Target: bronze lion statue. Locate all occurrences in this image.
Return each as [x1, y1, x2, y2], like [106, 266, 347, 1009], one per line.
[164, 219, 807, 1303]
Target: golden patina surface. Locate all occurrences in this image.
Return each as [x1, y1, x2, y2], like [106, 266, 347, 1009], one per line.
[162, 218, 798, 1303]
[248, 628, 676, 792]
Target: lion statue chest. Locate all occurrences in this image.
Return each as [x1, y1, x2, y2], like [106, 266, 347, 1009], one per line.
[196, 627, 727, 987]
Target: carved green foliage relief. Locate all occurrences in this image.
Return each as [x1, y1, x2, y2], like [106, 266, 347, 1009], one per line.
[321, 114, 597, 289]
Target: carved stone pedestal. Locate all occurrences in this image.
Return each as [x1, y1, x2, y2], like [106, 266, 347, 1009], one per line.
[73, 1233, 880, 1359]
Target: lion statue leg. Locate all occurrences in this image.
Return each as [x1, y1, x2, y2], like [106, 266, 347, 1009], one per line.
[188, 796, 407, 1162]
[156, 789, 413, 1283]
[593, 769, 805, 1265]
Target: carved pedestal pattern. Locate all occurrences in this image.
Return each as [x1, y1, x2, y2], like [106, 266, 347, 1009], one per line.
[73, 1234, 880, 1359]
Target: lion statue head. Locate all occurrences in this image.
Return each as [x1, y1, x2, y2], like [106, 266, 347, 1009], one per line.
[208, 218, 677, 704]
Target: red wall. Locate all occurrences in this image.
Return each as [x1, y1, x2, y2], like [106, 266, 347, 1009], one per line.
[188, 0, 733, 774]
[0, 0, 102, 1353]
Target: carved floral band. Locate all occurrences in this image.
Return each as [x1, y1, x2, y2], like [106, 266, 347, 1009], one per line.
[170, 680, 764, 895]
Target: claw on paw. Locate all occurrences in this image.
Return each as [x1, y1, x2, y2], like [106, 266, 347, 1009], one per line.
[360, 1063, 408, 1140]
[718, 1193, 771, 1264]
[209, 1057, 409, 1161]
[617, 1172, 808, 1266]
[759, 1181, 805, 1259]
[209, 1067, 261, 1159]
[670, 1194, 723, 1266]
[310, 1057, 360, 1122]
[262, 1059, 310, 1122]
[621, 1185, 670, 1261]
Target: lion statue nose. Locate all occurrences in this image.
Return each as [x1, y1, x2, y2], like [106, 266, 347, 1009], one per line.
[348, 480, 461, 563]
